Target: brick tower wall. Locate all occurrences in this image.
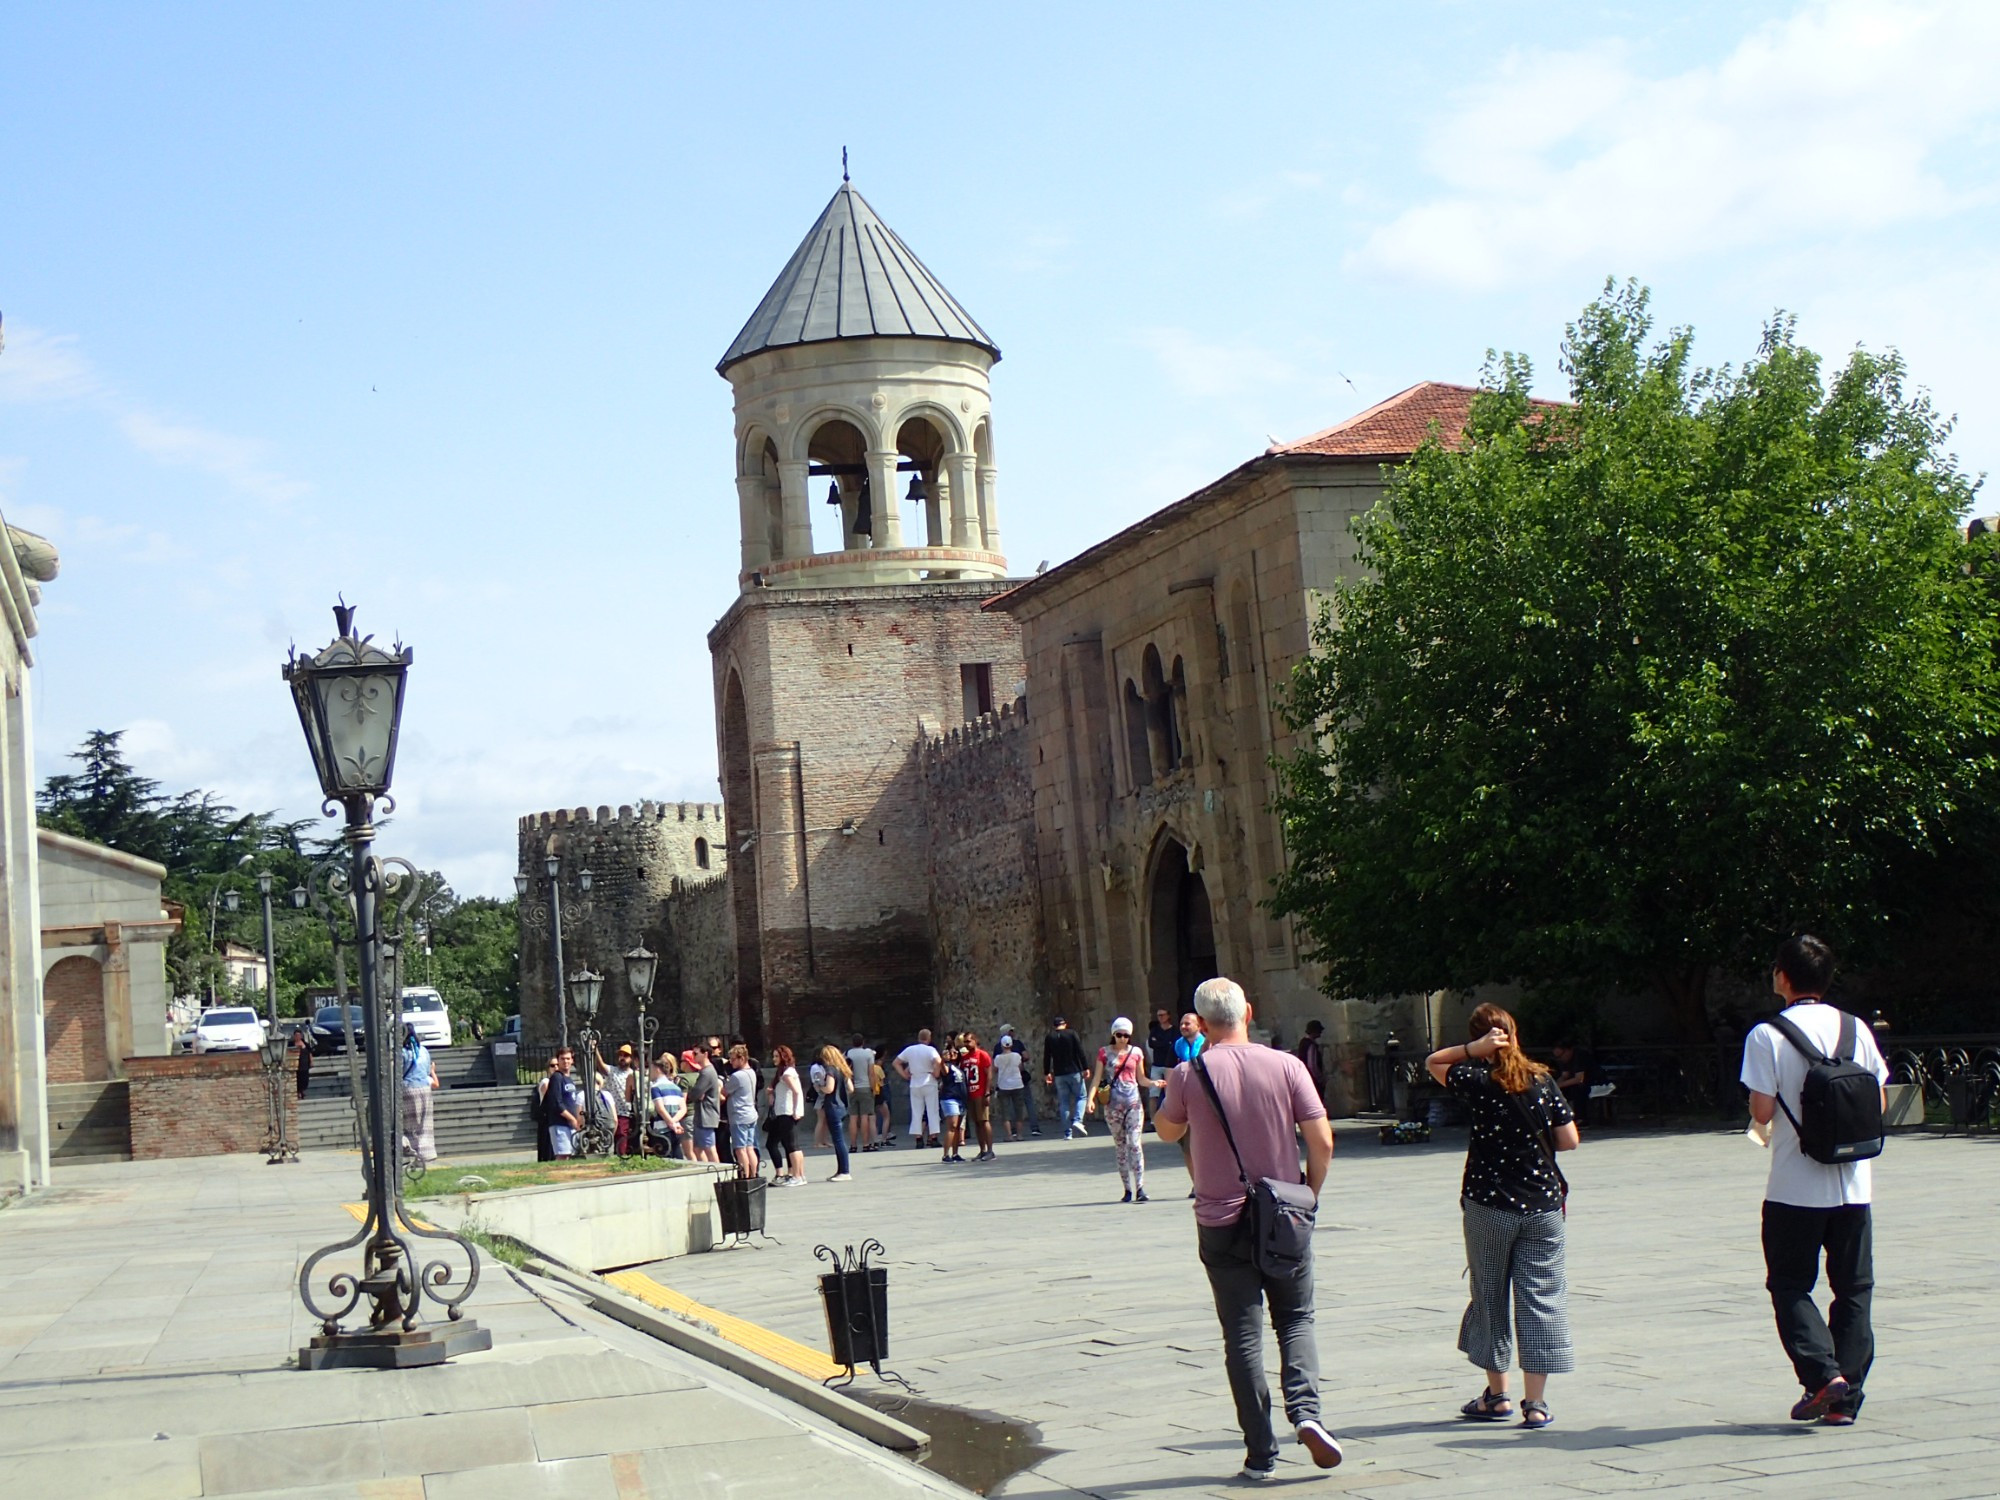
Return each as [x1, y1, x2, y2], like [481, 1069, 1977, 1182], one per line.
[710, 581, 1026, 1053]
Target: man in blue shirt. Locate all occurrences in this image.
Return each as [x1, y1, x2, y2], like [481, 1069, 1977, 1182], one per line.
[1169, 1011, 1206, 1192]
[400, 1025, 439, 1166]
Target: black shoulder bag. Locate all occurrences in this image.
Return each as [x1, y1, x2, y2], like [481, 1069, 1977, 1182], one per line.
[1192, 1054, 1319, 1278]
[1501, 1079, 1569, 1216]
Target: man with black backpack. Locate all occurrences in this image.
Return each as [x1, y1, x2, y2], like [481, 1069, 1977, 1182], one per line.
[1741, 934, 1889, 1427]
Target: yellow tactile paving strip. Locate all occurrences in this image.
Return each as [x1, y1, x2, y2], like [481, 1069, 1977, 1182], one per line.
[605, 1269, 843, 1381]
[333, 1208, 841, 1381]
[340, 1202, 437, 1231]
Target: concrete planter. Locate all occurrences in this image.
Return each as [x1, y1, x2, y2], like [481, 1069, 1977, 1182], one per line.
[423, 1162, 737, 1271]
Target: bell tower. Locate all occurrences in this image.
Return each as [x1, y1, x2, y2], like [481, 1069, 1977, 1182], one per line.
[708, 178, 1026, 1053]
[719, 179, 1006, 590]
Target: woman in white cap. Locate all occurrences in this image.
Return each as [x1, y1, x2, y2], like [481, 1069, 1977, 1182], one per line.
[1088, 1017, 1163, 1202]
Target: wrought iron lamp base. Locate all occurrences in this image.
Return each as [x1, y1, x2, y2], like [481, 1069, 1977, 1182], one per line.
[298, 1319, 492, 1370]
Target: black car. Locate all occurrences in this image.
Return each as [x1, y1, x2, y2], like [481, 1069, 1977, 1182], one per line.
[310, 1004, 368, 1057]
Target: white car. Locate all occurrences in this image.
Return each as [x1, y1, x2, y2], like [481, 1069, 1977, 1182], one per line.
[399, 988, 452, 1049]
[193, 1006, 267, 1055]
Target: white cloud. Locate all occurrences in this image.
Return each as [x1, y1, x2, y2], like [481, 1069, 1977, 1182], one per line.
[0, 321, 309, 505]
[119, 411, 310, 505]
[1350, 0, 2000, 289]
[0, 328, 106, 404]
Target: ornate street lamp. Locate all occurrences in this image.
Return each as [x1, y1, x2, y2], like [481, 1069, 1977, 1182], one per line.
[545, 853, 569, 1052]
[285, 601, 487, 1370]
[624, 945, 658, 1158]
[569, 967, 610, 1155]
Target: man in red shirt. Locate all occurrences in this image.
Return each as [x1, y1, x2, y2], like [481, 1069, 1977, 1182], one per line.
[961, 1031, 996, 1161]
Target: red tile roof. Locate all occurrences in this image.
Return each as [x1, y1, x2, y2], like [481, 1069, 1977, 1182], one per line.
[1276, 380, 1559, 457]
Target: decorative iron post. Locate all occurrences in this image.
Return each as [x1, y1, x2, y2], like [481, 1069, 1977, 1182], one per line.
[285, 602, 489, 1370]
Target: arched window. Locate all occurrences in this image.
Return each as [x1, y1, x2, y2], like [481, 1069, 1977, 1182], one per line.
[806, 418, 870, 552]
[1142, 645, 1181, 773]
[1170, 655, 1190, 768]
[897, 415, 950, 548]
[1124, 679, 1154, 789]
[694, 837, 710, 870]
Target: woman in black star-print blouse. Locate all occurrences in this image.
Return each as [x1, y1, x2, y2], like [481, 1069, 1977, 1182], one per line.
[1426, 1003, 1582, 1432]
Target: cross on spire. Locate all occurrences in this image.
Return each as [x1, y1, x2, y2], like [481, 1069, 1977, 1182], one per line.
[842, 145, 849, 183]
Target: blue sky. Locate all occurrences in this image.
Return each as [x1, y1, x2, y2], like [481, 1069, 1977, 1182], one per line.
[3, 1, 1996, 897]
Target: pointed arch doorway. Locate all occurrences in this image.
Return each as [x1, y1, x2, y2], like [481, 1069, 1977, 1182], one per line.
[1149, 837, 1218, 1019]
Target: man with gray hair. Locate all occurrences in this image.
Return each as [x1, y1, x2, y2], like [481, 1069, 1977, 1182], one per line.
[1157, 977, 1342, 1480]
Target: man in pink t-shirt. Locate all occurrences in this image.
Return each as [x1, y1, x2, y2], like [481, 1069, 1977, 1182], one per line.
[1157, 977, 1341, 1481]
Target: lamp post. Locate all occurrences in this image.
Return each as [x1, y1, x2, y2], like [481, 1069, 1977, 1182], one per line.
[285, 601, 487, 1370]
[624, 945, 657, 1159]
[519, 856, 592, 1054]
[569, 967, 609, 1155]
[250, 868, 297, 1163]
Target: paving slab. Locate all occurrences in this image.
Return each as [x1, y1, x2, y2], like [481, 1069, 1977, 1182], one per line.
[651, 1123, 2000, 1497]
[0, 1155, 972, 1499]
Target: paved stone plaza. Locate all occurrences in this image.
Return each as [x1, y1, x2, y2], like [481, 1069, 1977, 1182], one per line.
[0, 1154, 963, 1499]
[657, 1121, 1999, 1497]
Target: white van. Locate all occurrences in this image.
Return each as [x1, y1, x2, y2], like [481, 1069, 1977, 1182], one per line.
[399, 987, 452, 1049]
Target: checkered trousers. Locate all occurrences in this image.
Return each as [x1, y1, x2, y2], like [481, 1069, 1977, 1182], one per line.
[1457, 1198, 1575, 1375]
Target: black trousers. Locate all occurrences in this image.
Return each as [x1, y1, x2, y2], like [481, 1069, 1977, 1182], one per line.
[1761, 1201, 1873, 1400]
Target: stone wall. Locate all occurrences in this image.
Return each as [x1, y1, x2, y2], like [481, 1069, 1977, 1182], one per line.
[922, 698, 1046, 1039]
[516, 803, 732, 1049]
[127, 1054, 295, 1160]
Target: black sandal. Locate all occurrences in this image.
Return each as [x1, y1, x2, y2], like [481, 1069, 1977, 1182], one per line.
[1460, 1390, 1513, 1421]
[1521, 1400, 1552, 1430]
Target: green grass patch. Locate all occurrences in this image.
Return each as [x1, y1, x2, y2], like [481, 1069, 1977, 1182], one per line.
[408, 1155, 701, 1200]
[458, 1223, 535, 1269]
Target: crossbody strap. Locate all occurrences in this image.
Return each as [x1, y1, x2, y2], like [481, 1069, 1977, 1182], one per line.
[1191, 1054, 1253, 1188]
[1501, 1081, 1569, 1200]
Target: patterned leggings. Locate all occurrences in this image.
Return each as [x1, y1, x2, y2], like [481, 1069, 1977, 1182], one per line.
[1108, 1100, 1145, 1191]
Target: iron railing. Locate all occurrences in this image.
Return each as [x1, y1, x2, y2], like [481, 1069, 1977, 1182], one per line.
[1367, 1030, 2000, 1127]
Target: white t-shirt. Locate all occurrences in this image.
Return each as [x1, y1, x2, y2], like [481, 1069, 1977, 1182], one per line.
[772, 1066, 805, 1119]
[992, 1049, 1025, 1090]
[846, 1047, 877, 1083]
[1740, 1003, 1888, 1208]
[898, 1043, 941, 1088]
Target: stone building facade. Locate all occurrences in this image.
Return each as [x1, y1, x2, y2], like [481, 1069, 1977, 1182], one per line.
[38, 829, 179, 1082]
[0, 518, 57, 1193]
[515, 802, 732, 1052]
[989, 385, 1491, 1109]
[707, 180, 1026, 1052]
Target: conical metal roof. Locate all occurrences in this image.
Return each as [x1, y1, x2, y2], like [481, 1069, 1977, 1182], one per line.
[717, 182, 998, 374]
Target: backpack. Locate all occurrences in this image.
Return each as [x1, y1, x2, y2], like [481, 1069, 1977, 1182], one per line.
[1762, 1010, 1884, 1166]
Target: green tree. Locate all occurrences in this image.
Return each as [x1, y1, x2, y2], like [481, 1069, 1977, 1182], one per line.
[1271, 282, 1998, 1040]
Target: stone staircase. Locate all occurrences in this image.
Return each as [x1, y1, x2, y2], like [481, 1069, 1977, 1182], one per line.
[298, 1084, 539, 1160]
[301, 1044, 497, 1100]
[48, 1080, 131, 1165]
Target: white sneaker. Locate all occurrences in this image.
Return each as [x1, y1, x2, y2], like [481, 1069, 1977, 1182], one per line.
[829, 1172, 852, 1182]
[1238, 1462, 1274, 1482]
[1295, 1420, 1343, 1469]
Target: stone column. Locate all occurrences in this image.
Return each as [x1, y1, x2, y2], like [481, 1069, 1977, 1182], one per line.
[867, 450, 902, 549]
[948, 453, 979, 549]
[735, 476, 771, 572]
[778, 460, 813, 561]
[979, 466, 1002, 555]
[102, 922, 132, 1081]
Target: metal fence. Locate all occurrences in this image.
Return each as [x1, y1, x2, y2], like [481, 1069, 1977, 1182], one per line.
[1365, 1031, 2000, 1128]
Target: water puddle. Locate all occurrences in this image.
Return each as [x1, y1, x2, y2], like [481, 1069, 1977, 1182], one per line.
[857, 1390, 1053, 1495]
